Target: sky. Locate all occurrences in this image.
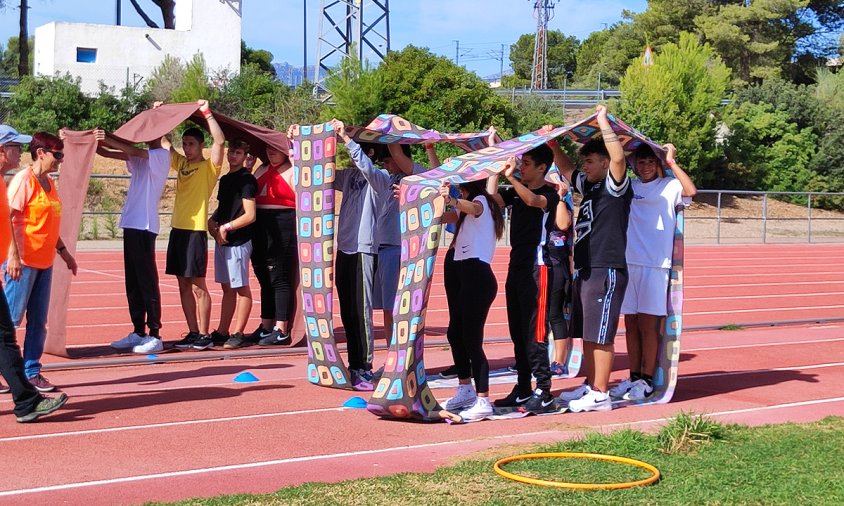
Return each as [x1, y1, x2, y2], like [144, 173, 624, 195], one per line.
[0, 0, 648, 78]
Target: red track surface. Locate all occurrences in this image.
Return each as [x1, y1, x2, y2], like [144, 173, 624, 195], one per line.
[1, 243, 843, 505]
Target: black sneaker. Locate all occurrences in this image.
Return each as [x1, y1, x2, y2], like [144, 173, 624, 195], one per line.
[223, 332, 249, 349]
[210, 330, 230, 345]
[434, 365, 458, 380]
[248, 325, 274, 343]
[192, 334, 215, 350]
[493, 385, 533, 408]
[258, 328, 292, 346]
[522, 388, 557, 414]
[174, 331, 201, 349]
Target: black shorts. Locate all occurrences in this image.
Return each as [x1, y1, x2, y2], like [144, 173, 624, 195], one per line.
[166, 228, 208, 278]
[571, 267, 628, 345]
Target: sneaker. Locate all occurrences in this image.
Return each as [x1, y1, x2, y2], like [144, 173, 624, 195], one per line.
[550, 361, 568, 377]
[433, 365, 458, 380]
[192, 334, 215, 350]
[568, 386, 612, 412]
[523, 388, 557, 414]
[16, 393, 69, 423]
[558, 383, 591, 402]
[258, 328, 292, 346]
[174, 331, 201, 349]
[0, 381, 10, 394]
[458, 396, 493, 421]
[609, 378, 636, 399]
[223, 332, 249, 349]
[132, 336, 163, 354]
[248, 325, 274, 342]
[351, 370, 374, 391]
[210, 330, 230, 345]
[623, 379, 654, 401]
[445, 384, 477, 411]
[357, 369, 375, 383]
[507, 365, 518, 373]
[493, 385, 533, 408]
[111, 332, 146, 350]
[28, 374, 55, 393]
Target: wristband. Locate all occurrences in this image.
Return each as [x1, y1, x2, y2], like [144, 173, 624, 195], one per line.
[201, 109, 213, 119]
[224, 223, 233, 232]
[57, 246, 66, 254]
[424, 143, 435, 150]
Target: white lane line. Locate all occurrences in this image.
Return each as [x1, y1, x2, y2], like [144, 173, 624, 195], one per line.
[0, 407, 345, 443]
[684, 304, 844, 316]
[77, 268, 180, 290]
[5, 356, 844, 441]
[688, 280, 844, 290]
[684, 291, 844, 302]
[683, 336, 844, 353]
[2, 395, 843, 497]
[682, 361, 844, 380]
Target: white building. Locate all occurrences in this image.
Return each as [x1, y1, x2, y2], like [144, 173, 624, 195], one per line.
[33, 0, 241, 94]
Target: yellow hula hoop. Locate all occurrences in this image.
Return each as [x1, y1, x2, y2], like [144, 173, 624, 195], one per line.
[493, 452, 660, 490]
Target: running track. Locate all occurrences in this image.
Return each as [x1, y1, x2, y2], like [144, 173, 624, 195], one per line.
[1, 243, 843, 505]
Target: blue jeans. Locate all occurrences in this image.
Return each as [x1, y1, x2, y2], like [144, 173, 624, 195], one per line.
[3, 264, 53, 378]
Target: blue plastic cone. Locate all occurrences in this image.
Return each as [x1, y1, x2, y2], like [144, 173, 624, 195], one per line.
[342, 396, 368, 409]
[233, 372, 260, 383]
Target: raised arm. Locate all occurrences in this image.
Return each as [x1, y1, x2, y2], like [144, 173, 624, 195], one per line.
[199, 99, 225, 167]
[555, 181, 572, 230]
[595, 105, 626, 183]
[387, 143, 415, 176]
[545, 136, 576, 186]
[96, 129, 149, 159]
[329, 118, 391, 193]
[424, 143, 441, 168]
[502, 156, 548, 209]
[664, 143, 697, 198]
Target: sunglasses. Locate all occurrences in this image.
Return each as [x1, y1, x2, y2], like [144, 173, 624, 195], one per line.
[40, 149, 64, 160]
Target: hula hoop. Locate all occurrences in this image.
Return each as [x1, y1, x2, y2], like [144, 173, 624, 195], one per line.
[493, 452, 660, 490]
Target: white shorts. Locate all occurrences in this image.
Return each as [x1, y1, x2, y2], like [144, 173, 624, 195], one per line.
[620, 264, 670, 316]
[214, 241, 253, 289]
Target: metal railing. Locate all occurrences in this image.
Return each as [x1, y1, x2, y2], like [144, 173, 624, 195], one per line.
[79, 174, 844, 244]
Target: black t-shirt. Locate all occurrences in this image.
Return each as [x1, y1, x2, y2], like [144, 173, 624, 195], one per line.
[215, 168, 258, 246]
[572, 169, 633, 270]
[500, 184, 560, 268]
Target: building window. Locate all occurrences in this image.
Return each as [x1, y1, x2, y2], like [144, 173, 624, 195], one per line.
[76, 48, 97, 63]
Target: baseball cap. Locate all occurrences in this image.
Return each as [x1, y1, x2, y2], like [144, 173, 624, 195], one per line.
[0, 125, 32, 146]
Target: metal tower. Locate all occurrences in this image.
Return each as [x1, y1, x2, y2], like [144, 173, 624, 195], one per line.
[313, 0, 391, 96]
[531, 0, 557, 90]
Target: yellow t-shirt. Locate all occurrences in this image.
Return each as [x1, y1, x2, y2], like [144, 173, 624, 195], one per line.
[170, 151, 221, 231]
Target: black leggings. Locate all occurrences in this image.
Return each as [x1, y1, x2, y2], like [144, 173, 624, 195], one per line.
[251, 209, 297, 322]
[444, 252, 497, 393]
[548, 253, 572, 341]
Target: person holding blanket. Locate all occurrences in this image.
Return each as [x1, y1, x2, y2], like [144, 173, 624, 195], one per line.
[609, 142, 696, 400]
[438, 178, 504, 421]
[490, 146, 560, 414]
[549, 105, 633, 412]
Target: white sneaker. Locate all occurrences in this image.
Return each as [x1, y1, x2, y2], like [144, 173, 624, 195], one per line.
[132, 336, 163, 354]
[458, 396, 493, 421]
[445, 384, 477, 411]
[558, 383, 590, 402]
[623, 379, 654, 401]
[609, 377, 636, 399]
[111, 332, 146, 350]
[568, 386, 612, 412]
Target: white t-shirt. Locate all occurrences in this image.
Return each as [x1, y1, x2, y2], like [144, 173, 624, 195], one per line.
[625, 177, 690, 269]
[119, 148, 171, 234]
[454, 196, 496, 264]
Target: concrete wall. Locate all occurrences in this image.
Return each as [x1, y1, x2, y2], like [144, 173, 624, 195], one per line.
[34, 0, 241, 94]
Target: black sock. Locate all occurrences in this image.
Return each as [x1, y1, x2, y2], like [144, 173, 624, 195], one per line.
[641, 374, 653, 387]
[631, 371, 643, 381]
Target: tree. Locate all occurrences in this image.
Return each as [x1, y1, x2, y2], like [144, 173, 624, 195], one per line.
[129, 0, 176, 29]
[720, 101, 817, 192]
[241, 40, 276, 78]
[0, 36, 33, 77]
[571, 22, 645, 88]
[321, 50, 385, 127]
[215, 63, 286, 127]
[145, 55, 185, 101]
[375, 46, 516, 136]
[507, 31, 579, 88]
[617, 32, 731, 186]
[695, 0, 811, 84]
